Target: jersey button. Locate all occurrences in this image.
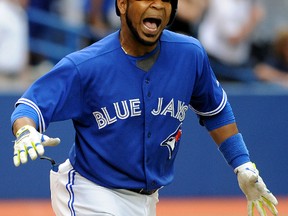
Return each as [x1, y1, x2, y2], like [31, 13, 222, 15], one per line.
[147, 132, 151, 138]
[147, 92, 151, 97]
[145, 79, 150, 84]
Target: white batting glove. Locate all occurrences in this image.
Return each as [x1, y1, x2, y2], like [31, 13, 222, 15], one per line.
[14, 125, 60, 167]
[235, 162, 278, 216]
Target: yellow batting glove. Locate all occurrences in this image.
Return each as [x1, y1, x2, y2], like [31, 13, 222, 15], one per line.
[235, 162, 278, 216]
[14, 125, 60, 167]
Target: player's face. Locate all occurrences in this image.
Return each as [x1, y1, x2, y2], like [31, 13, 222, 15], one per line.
[124, 0, 172, 46]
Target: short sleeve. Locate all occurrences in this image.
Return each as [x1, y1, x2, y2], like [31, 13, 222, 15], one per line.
[15, 57, 83, 132]
[189, 48, 227, 117]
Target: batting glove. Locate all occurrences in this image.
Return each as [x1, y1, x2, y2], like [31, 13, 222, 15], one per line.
[14, 125, 60, 167]
[235, 162, 278, 216]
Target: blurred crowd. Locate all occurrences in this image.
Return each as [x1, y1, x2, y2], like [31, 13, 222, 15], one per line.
[0, 0, 120, 91]
[0, 0, 288, 92]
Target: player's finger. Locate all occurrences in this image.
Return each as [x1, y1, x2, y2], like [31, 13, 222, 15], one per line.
[27, 137, 41, 158]
[26, 142, 38, 160]
[254, 200, 266, 216]
[262, 196, 278, 215]
[13, 149, 20, 167]
[262, 191, 278, 205]
[42, 136, 61, 147]
[30, 135, 44, 156]
[248, 201, 254, 216]
[19, 148, 28, 164]
[34, 143, 44, 156]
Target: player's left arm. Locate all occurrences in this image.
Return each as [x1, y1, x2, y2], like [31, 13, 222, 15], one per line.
[192, 42, 278, 215]
[202, 105, 278, 216]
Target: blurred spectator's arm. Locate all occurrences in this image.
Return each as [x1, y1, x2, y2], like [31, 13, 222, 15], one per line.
[229, 2, 265, 45]
[89, 0, 109, 32]
[176, 0, 209, 23]
[255, 63, 288, 87]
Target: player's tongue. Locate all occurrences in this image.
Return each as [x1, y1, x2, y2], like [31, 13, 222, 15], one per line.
[144, 19, 158, 32]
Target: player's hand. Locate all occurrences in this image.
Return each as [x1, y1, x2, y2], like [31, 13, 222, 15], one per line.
[235, 162, 278, 216]
[13, 125, 60, 167]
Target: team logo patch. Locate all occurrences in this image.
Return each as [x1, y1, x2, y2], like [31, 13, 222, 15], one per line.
[160, 124, 182, 159]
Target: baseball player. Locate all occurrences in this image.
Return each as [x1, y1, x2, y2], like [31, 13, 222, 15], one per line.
[11, 0, 278, 215]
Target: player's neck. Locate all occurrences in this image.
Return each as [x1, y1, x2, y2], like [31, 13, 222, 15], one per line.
[119, 30, 158, 57]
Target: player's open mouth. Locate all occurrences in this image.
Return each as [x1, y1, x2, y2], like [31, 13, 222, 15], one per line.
[143, 18, 162, 33]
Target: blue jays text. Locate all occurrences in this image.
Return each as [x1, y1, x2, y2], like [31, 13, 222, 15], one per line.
[93, 97, 189, 129]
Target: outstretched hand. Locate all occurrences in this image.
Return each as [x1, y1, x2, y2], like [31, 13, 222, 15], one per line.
[235, 162, 278, 216]
[13, 125, 60, 167]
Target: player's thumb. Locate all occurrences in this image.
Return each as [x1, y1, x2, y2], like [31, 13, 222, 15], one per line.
[41, 135, 61, 147]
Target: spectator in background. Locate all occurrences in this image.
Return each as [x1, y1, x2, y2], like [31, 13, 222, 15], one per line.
[86, 0, 120, 38]
[255, 28, 288, 87]
[0, 0, 29, 86]
[168, 0, 209, 37]
[198, 0, 265, 83]
[28, 0, 57, 66]
[50, 0, 120, 45]
[55, 0, 85, 27]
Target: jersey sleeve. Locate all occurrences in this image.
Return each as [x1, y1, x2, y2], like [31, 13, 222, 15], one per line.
[15, 57, 83, 132]
[189, 46, 227, 117]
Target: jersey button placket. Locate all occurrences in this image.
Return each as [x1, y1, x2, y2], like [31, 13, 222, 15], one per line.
[145, 78, 151, 98]
[143, 75, 152, 187]
[144, 77, 152, 140]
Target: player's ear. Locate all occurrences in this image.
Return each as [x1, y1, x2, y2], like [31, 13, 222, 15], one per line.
[117, 0, 127, 15]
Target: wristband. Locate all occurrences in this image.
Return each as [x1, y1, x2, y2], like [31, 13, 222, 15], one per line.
[219, 133, 250, 169]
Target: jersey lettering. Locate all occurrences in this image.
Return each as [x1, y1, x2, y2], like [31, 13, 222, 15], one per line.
[113, 101, 130, 119]
[175, 100, 188, 121]
[160, 98, 175, 117]
[129, 99, 142, 117]
[102, 107, 117, 124]
[93, 99, 142, 129]
[93, 98, 188, 129]
[93, 111, 107, 129]
[152, 98, 188, 121]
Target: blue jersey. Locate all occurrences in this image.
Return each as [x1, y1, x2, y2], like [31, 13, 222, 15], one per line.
[15, 30, 226, 190]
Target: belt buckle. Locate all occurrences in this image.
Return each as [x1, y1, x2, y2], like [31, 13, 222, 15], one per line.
[128, 188, 158, 195]
[139, 188, 157, 195]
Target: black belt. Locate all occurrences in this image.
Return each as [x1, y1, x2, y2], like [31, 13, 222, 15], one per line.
[128, 188, 158, 195]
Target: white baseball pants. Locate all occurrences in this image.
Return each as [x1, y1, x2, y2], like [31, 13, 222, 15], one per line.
[50, 159, 159, 216]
